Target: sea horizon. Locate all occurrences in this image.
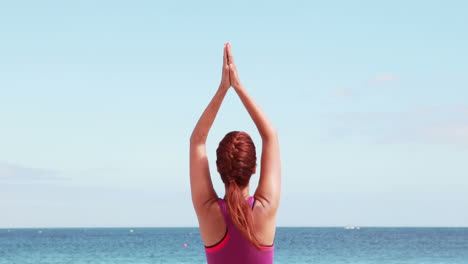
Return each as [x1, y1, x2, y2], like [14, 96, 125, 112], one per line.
[2, 227, 467, 264]
[2, 226, 468, 229]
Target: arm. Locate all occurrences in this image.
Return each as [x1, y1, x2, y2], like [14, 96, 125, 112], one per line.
[189, 44, 231, 213]
[226, 43, 281, 210]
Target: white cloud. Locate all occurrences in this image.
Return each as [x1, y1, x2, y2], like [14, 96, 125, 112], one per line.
[329, 105, 468, 147]
[332, 88, 353, 98]
[0, 162, 65, 182]
[423, 124, 468, 146]
[369, 73, 400, 83]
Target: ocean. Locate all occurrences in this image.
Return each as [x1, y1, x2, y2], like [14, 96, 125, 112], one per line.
[0, 227, 467, 264]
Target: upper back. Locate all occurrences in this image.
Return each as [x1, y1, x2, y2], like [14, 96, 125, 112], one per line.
[204, 197, 275, 264]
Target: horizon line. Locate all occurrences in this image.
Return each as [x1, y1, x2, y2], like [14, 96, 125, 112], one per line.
[2, 225, 468, 229]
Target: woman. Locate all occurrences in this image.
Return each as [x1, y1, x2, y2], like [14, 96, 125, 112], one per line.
[189, 43, 281, 264]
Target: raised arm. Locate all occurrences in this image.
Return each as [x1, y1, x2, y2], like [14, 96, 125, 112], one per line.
[190, 44, 230, 212]
[226, 43, 281, 211]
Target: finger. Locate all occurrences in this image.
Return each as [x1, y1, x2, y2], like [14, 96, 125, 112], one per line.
[229, 63, 238, 81]
[229, 63, 236, 74]
[227, 42, 235, 64]
[223, 43, 227, 67]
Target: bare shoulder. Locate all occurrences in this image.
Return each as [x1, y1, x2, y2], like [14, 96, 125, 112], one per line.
[252, 195, 280, 217]
[252, 196, 278, 246]
[195, 198, 226, 247]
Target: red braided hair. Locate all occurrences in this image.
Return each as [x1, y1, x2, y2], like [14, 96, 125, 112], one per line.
[216, 131, 262, 249]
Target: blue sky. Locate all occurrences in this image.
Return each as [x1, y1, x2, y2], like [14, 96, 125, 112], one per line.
[1, 0, 467, 227]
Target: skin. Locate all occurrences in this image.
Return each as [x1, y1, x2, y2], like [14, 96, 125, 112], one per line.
[190, 43, 281, 247]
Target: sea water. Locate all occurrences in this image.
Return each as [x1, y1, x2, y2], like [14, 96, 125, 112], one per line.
[0, 227, 467, 264]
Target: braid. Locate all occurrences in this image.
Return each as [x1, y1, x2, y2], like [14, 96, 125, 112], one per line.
[216, 131, 261, 250]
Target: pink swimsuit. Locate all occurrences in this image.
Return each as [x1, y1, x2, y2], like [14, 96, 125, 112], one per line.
[204, 196, 274, 264]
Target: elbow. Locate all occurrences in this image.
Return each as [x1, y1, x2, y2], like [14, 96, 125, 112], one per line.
[190, 133, 206, 144]
[189, 135, 198, 144]
[261, 128, 278, 141]
[189, 134, 196, 144]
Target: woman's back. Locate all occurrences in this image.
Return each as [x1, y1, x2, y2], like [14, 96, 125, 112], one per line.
[205, 197, 274, 264]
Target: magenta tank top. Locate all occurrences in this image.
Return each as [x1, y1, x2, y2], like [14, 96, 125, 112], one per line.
[204, 196, 274, 264]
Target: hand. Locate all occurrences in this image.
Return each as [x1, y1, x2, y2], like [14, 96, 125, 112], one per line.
[220, 43, 230, 89]
[226, 42, 242, 89]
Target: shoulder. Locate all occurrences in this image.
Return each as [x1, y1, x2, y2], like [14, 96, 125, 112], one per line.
[194, 197, 220, 217]
[252, 196, 278, 246]
[196, 198, 227, 246]
[252, 195, 279, 218]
